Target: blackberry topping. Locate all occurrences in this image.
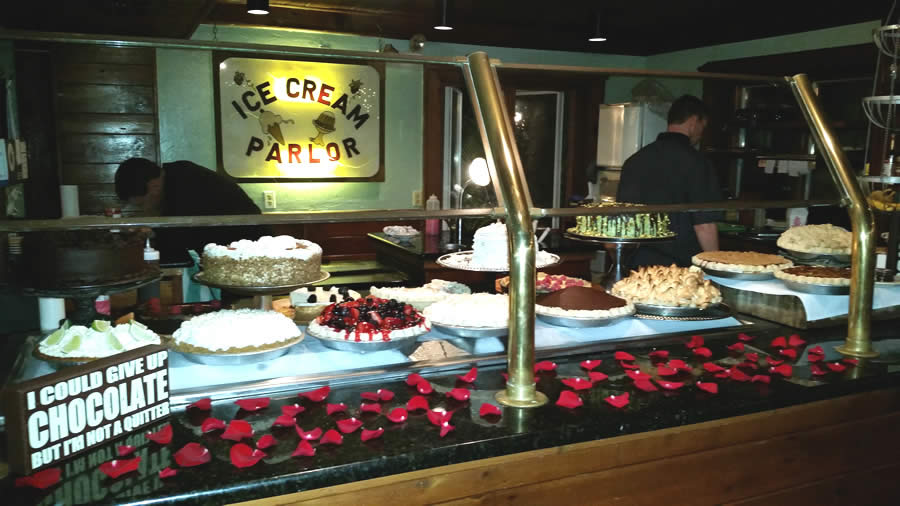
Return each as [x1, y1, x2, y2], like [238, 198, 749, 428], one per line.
[329, 294, 337, 302]
[308, 294, 317, 303]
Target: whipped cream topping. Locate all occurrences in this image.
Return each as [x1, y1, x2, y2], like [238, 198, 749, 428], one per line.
[424, 293, 509, 328]
[172, 309, 300, 351]
[290, 286, 361, 306]
[203, 235, 323, 260]
[39, 321, 161, 359]
[471, 222, 541, 269]
[383, 226, 419, 236]
[371, 279, 470, 301]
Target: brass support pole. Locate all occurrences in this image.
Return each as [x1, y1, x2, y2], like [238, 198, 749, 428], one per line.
[466, 52, 547, 407]
[788, 74, 878, 358]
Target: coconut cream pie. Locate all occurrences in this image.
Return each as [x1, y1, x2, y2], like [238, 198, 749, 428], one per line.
[776, 224, 851, 255]
[424, 293, 509, 328]
[535, 286, 634, 318]
[692, 251, 793, 273]
[611, 265, 722, 309]
[171, 309, 302, 354]
[775, 266, 852, 286]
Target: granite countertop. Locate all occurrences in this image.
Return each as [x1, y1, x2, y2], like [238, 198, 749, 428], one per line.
[5, 321, 900, 505]
[369, 230, 598, 259]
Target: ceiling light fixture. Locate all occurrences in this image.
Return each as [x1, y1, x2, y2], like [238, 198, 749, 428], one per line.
[588, 11, 607, 42]
[247, 0, 269, 15]
[434, 0, 453, 31]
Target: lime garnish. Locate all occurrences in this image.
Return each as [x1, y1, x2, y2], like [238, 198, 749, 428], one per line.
[60, 332, 82, 353]
[44, 320, 70, 346]
[91, 320, 111, 332]
[105, 331, 125, 352]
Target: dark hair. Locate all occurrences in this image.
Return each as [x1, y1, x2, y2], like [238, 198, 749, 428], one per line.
[115, 158, 161, 201]
[667, 95, 709, 125]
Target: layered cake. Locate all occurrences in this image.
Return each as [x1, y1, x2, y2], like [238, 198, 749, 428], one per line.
[201, 235, 322, 286]
[496, 272, 590, 294]
[535, 286, 634, 319]
[569, 202, 673, 239]
[692, 251, 793, 273]
[36, 320, 161, 363]
[611, 265, 722, 308]
[370, 280, 471, 310]
[777, 224, 851, 255]
[171, 309, 302, 354]
[775, 266, 851, 286]
[288, 286, 361, 323]
[424, 293, 509, 328]
[23, 228, 156, 288]
[308, 296, 430, 343]
[469, 222, 556, 270]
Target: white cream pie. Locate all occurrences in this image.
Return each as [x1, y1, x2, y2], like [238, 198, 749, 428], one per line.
[171, 309, 302, 354]
[424, 293, 509, 328]
[777, 224, 851, 255]
[370, 280, 470, 310]
[692, 251, 792, 273]
[36, 320, 161, 362]
[611, 265, 722, 309]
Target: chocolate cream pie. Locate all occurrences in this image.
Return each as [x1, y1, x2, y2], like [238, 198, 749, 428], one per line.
[774, 265, 851, 286]
[535, 286, 634, 319]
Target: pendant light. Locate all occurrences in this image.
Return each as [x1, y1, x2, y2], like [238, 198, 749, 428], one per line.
[247, 0, 269, 15]
[588, 11, 607, 42]
[434, 0, 453, 31]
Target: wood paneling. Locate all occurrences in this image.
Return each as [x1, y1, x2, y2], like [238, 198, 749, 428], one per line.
[58, 164, 120, 185]
[54, 45, 156, 65]
[58, 113, 156, 135]
[56, 83, 155, 114]
[55, 63, 155, 85]
[58, 133, 157, 163]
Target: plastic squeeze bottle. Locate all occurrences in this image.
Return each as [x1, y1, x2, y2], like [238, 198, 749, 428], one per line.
[425, 194, 441, 235]
[138, 238, 162, 311]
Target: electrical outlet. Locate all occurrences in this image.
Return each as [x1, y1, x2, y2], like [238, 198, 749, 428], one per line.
[263, 191, 276, 209]
[412, 189, 423, 207]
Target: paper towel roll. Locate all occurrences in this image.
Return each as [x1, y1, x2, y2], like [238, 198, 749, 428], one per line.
[39, 297, 66, 332]
[60, 185, 80, 217]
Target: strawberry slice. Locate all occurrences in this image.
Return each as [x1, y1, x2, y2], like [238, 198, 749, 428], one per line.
[383, 317, 404, 329]
[403, 304, 414, 316]
[343, 316, 355, 327]
[369, 312, 384, 326]
[356, 321, 374, 334]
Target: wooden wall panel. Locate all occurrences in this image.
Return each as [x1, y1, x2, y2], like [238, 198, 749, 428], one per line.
[58, 113, 156, 134]
[56, 83, 155, 114]
[55, 63, 154, 85]
[58, 133, 157, 163]
[54, 45, 155, 65]
[58, 163, 119, 185]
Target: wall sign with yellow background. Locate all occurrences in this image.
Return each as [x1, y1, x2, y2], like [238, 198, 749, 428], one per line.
[216, 56, 383, 180]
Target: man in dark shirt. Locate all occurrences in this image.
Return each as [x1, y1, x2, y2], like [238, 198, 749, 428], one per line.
[115, 158, 268, 257]
[617, 95, 723, 269]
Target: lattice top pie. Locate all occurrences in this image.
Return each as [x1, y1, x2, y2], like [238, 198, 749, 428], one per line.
[611, 265, 722, 309]
[776, 224, 851, 255]
[692, 251, 793, 273]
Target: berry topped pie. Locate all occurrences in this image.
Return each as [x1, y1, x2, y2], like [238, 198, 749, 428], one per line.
[307, 296, 430, 343]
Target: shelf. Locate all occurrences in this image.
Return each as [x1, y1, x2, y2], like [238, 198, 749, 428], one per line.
[726, 120, 865, 130]
[703, 149, 815, 161]
[859, 176, 900, 185]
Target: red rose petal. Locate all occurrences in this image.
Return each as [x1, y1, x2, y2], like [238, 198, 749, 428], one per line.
[535, 360, 557, 372]
[736, 361, 758, 370]
[158, 467, 177, 479]
[200, 417, 226, 433]
[714, 371, 731, 379]
[729, 368, 751, 382]
[272, 414, 297, 428]
[686, 335, 704, 349]
[281, 404, 305, 417]
[626, 370, 652, 381]
[745, 352, 759, 363]
[387, 407, 408, 423]
[426, 408, 453, 426]
[809, 345, 825, 356]
[692, 347, 712, 358]
[604, 392, 630, 408]
[656, 380, 684, 390]
[788, 334, 806, 347]
[770, 363, 793, 377]
[843, 358, 859, 366]
[697, 382, 718, 394]
[117, 445, 136, 457]
[614, 351, 635, 361]
[416, 379, 434, 395]
[361, 402, 382, 414]
[766, 356, 784, 366]
[727, 342, 745, 352]
[145, 423, 173, 444]
[589, 371, 609, 382]
[221, 420, 254, 441]
[256, 434, 277, 449]
[771, 336, 788, 348]
[779, 348, 798, 360]
[501, 372, 508, 382]
[327, 403, 347, 415]
[230, 443, 266, 469]
[580, 359, 603, 370]
[827, 362, 848, 373]
[648, 350, 669, 361]
[361, 428, 384, 442]
[360, 392, 380, 401]
[14, 468, 61, 489]
[447, 388, 472, 401]
[561, 377, 594, 390]
[634, 379, 658, 392]
[406, 395, 430, 411]
[751, 374, 771, 384]
[656, 365, 679, 376]
[480, 403, 502, 417]
[299, 386, 331, 402]
[620, 361, 641, 369]
[320, 429, 343, 445]
[808, 353, 824, 363]
[811, 363, 828, 376]
[99, 457, 141, 479]
[337, 417, 363, 434]
[291, 440, 316, 457]
[555, 390, 583, 409]
[235, 397, 270, 412]
[296, 426, 322, 440]
[703, 362, 725, 373]
[457, 367, 478, 383]
[406, 373, 424, 386]
[669, 359, 691, 371]
[738, 333, 755, 342]
[174, 443, 211, 467]
[188, 398, 211, 410]
[377, 389, 395, 401]
[439, 423, 455, 438]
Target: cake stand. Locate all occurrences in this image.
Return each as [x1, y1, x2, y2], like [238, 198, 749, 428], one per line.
[20, 271, 162, 326]
[563, 231, 677, 290]
[192, 271, 330, 310]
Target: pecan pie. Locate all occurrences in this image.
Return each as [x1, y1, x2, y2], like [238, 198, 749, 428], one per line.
[611, 265, 722, 309]
[692, 251, 793, 273]
[774, 266, 851, 286]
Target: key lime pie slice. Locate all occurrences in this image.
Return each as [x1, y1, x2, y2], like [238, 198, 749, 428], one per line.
[36, 320, 162, 363]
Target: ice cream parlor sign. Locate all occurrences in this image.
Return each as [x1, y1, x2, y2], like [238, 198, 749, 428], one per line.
[218, 57, 382, 180]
